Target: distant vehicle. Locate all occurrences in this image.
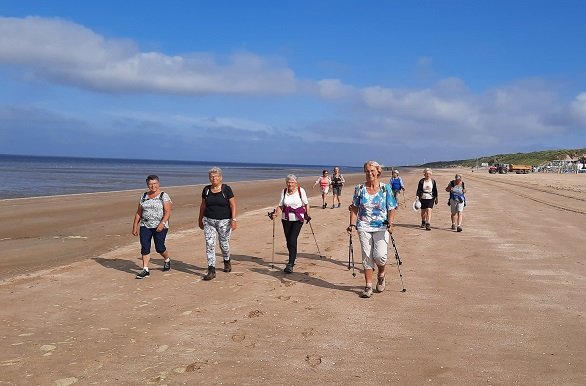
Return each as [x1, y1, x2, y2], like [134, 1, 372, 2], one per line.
[488, 163, 532, 174]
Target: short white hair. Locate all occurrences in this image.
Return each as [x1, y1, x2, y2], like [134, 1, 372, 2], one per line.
[423, 168, 432, 175]
[286, 174, 297, 182]
[208, 167, 223, 176]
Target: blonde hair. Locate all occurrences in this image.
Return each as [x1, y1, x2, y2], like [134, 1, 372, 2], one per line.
[363, 160, 382, 177]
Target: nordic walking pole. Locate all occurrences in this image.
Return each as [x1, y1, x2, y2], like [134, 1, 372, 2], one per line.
[390, 233, 406, 292]
[348, 233, 356, 277]
[307, 219, 324, 258]
[267, 210, 276, 269]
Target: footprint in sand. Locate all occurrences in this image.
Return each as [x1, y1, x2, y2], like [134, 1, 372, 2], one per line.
[302, 328, 315, 338]
[231, 334, 245, 342]
[248, 310, 264, 318]
[277, 295, 291, 301]
[184, 361, 209, 372]
[156, 345, 169, 353]
[305, 354, 322, 367]
[282, 281, 296, 287]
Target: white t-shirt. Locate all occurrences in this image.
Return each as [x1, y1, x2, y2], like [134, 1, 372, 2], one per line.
[279, 187, 309, 221]
[421, 179, 434, 200]
[139, 192, 171, 228]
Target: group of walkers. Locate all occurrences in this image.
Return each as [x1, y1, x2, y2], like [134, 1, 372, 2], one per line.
[131, 162, 467, 299]
[312, 167, 345, 209]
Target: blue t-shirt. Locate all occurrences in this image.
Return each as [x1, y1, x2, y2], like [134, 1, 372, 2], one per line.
[352, 183, 397, 231]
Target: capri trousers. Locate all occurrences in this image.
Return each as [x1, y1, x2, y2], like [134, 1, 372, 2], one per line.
[357, 229, 389, 270]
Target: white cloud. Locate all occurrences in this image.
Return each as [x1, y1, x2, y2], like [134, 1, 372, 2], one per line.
[0, 16, 297, 95]
[569, 92, 586, 123]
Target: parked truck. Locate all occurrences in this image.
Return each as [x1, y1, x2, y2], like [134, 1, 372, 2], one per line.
[488, 163, 532, 174]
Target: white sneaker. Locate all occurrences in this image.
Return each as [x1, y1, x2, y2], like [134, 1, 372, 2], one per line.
[376, 276, 386, 293]
[360, 286, 373, 298]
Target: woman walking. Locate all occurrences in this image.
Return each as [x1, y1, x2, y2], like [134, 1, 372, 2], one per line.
[132, 175, 172, 279]
[446, 173, 466, 232]
[198, 167, 237, 281]
[416, 168, 438, 231]
[389, 169, 405, 204]
[272, 174, 310, 274]
[330, 167, 345, 208]
[313, 170, 331, 209]
[347, 161, 397, 298]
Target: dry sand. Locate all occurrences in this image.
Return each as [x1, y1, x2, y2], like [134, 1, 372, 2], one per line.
[1, 169, 585, 384]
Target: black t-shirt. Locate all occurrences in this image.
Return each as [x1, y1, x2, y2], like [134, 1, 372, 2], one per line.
[202, 184, 234, 220]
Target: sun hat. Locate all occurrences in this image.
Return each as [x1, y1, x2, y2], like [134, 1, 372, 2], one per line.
[412, 198, 421, 212]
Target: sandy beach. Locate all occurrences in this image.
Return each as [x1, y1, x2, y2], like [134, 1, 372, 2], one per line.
[1, 169, 585, 384]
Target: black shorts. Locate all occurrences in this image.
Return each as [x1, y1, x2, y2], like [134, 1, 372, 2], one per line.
[420, 198, 435, 209]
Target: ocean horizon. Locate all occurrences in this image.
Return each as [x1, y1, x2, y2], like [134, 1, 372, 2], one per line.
[0, 154, 363, 199]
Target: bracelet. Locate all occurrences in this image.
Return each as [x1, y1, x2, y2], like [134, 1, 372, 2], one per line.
[232, 218, 237, 221]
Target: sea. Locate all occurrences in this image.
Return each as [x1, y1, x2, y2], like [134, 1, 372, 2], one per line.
[0, 154, 362, 199]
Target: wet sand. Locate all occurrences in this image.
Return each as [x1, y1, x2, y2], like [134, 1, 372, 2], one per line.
[1, 169, 585, 384]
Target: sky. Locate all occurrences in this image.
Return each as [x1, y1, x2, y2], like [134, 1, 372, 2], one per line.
[0, 1, 585, 167]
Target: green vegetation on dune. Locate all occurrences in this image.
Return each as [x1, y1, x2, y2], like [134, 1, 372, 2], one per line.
[420, 148, 586, 168]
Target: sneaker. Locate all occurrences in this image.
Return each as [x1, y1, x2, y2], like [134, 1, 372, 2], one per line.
[420, 221, 426, 228]
[337, 203, 341, 208]
[331, 204, 335, 209]
[425, 223, 431, 231]
[457, 226, 463, 232]
[451, 224, 456, 231]
[136, 269, 150, 279]
[223, 259, 232, 273]
[376, 276, 386, 293]
[322, 203, 327, 209]
[360, 286, 373, 298]
[203, 266, 216, 281]
[284, 264, 293, 274]
[163, 259, 171, 272]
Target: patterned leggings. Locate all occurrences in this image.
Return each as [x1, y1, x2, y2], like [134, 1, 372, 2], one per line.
[203, 217, 232, 267]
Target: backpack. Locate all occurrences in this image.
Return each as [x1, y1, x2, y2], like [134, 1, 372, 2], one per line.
[204, 184, 227, 200]
[141, 191, 165, 203]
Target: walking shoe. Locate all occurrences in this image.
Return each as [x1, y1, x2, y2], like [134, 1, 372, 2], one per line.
[322, 203, 327, 209]
[284, 264, 293, 274]
[420, 221, 426, 228]
[337, 203, 341, 208]
[457, 226, 463, 232]
[136, 269, 150, 279]
[163, 259, 171, 271]
[451, 224, 456, 231]
[360, 286, 373, 298]
[425, 223, 431, 231]
[203, 266, 216, 281]
[331, 204, 335, 209]
[223, 259, 232, 272]
[376, 276, 386, 293]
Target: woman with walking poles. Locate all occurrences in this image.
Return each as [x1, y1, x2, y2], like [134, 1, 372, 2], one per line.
[347, 161, 397, 298]
[198, 167, 237, 281]
[270, 174, 310, 274]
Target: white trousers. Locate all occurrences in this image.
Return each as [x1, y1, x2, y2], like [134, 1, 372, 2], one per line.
[357, 229, 389, 270]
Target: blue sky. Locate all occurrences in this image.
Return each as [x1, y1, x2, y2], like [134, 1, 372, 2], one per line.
[1, 1, 585, 166]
